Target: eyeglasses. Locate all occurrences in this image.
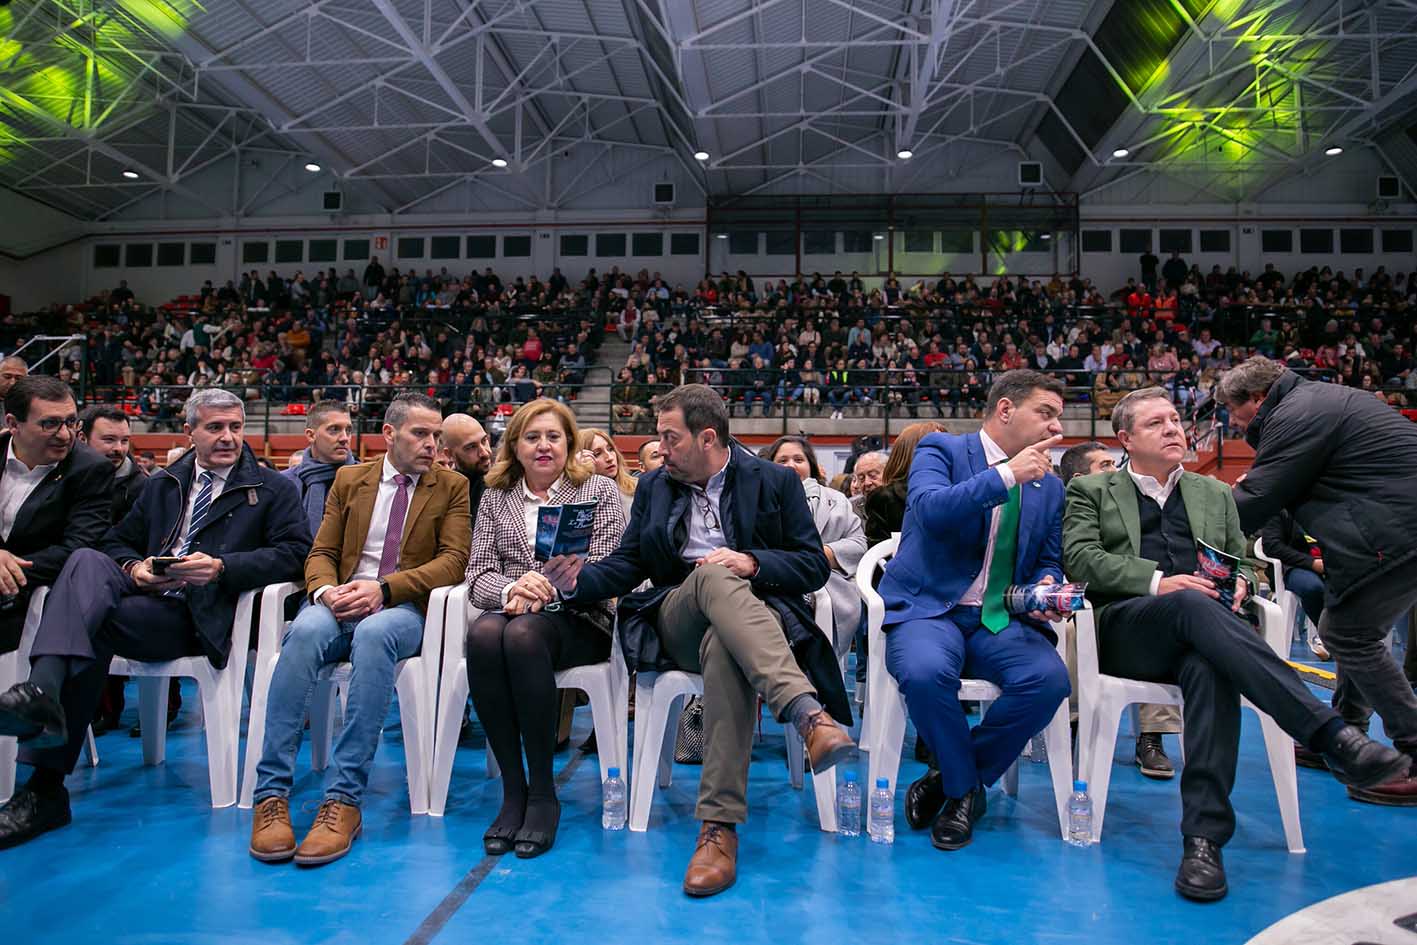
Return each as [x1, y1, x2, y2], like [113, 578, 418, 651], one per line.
[33, 417, 79, 433]
[693, 490, 720, 532]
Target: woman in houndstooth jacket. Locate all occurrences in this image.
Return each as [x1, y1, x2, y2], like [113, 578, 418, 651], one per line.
[464, 399, 628, 860]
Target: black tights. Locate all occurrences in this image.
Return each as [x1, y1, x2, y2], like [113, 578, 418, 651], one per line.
[465, 610, 608, 836]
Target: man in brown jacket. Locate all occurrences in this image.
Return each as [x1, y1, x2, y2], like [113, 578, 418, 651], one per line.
[248, 393, 469, 866]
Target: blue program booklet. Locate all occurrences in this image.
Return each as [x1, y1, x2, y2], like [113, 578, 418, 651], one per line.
[534, 501, 597, 561]
[1196, 538, 1241, 609]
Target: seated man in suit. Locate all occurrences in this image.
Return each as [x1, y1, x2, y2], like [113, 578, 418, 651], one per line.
[544, 384, 853, 898]
[0, 378, 115, 659]
[249, 393, 469, 866]
[1058, 441, 1179, 780]
[0, 388, 310, 849]
[1063, 386, 1408, 902]
[878, 369, 1072, 852]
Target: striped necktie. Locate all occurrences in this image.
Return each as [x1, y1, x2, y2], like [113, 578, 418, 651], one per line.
[164, 470, 214, 598]
[177, 471, 216, 556]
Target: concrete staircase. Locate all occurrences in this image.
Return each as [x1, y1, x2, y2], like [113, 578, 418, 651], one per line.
[571, 336, 632, 430]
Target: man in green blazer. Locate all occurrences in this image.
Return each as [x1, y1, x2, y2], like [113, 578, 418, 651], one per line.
[1063, 387, 1407, 903]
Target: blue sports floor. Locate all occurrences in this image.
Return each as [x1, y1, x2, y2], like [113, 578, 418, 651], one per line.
[3, 656, 1411, 945]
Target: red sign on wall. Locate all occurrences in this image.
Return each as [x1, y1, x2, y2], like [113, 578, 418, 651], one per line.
[374, 236, 387, 251]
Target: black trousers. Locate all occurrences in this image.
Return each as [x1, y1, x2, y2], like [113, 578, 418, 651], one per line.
[20, 549, 201, 774]
[1099, 589, 1337, 845]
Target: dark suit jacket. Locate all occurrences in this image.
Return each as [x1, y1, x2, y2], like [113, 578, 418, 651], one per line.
[101, 444, 311, 668]
[878, 432, 1064, 641]
[573, 444, 850, 724]
[0, 434, 115, 651]
[305, 459, 469, 611]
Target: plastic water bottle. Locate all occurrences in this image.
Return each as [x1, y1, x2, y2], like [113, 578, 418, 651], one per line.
[602, 767, 627, 830]
[1066, 780, 1093, 847]
[1029, 732, 1048, 764]
[867, 777, 895, 844]
[837, 771, 862, 837]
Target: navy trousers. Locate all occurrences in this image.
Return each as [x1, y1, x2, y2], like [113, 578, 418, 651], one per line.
[885, 606, 1069, 798]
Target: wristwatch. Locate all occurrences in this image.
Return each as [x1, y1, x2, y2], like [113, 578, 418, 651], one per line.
[379, 578, 392, 606]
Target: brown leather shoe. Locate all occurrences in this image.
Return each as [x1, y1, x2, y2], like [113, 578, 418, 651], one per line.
[683, 821, 738, 897]
[1347, 771, 1417, 807]
[797, 708, 856, 773]
[249, 796, 296, 862]
[293, 799, 362, 866]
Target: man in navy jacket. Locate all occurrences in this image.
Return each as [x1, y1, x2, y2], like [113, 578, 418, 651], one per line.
[0, 388, 310, 849]
[878, 370, 1071, 851]
[545, 384, 853, 898]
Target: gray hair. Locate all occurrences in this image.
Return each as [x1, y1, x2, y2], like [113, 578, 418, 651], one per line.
[384, 392, 442, 428]
[184, 387, 244, 427]
[1111, 387, 1173, 436]
[855, 450, 889, 469]
[1216, 356, 1285, 406]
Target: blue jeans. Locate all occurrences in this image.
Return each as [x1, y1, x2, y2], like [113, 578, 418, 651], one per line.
[254, 601, 425, 806]
[1285, 566, 1326, 626]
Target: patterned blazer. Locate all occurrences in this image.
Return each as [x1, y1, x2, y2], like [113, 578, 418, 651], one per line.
[466, 472, 628, 634]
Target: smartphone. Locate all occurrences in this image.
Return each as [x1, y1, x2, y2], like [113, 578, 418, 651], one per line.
[150, 556, 184, 575]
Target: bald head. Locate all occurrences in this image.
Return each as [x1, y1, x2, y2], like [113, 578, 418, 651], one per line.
[439, 413, 493, 476]
[0, 356, 27, 398]
[852, 451, 887, 497]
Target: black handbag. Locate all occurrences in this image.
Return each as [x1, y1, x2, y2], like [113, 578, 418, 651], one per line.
[674, 696, 705, 764]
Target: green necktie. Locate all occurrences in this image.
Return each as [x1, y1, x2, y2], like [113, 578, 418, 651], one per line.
[980, 484, 1021, 633]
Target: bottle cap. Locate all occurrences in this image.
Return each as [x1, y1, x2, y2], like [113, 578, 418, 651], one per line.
[843, 770, 858, 782]
[1073, 780, 1087, 792]
[876, 777, 889, 789]
[608, 767, 620, 779]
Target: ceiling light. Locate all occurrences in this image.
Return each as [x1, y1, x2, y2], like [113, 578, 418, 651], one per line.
[1040, 233, 1052, 240]
[693, 150, 709, 161]
[1112, 147, 1130, 158]
[491, 157, 508, 168]
[1324, 146, 1343, 156]
[121, 169, 139, 180]
[303, 162, 321, 172]
[715, 233, 728, 240]
[896, 149, 913, 160]
[873, 234, 885, 241]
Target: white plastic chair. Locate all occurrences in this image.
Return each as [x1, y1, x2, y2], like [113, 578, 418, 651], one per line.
[627, 586, 840, 833]
[238, 584, 452, 815]
[0, 588, 56, 802]
[1254, 537, 1312, 656]
[105, 584, 280, 808]
[428, 587, 631, 816]
[854, 536, 1074, 839]
[1074, 595, 1304, 852]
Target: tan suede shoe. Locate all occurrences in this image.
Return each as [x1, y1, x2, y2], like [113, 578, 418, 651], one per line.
[682, 821, 738, 897]
[293, 799, 361, 866]
[798, 708, 857, 773]
[249, 796, 296, 863]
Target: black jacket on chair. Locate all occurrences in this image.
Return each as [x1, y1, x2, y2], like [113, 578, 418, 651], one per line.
[573, 444, 850, 725]
[100, 444, 311, 668]
[0, 434, 115, 652]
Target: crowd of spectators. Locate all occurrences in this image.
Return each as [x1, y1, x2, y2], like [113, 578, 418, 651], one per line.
[7, 250, 1417, 437]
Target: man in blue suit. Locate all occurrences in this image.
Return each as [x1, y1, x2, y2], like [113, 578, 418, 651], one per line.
[879, 369, 1071, 851]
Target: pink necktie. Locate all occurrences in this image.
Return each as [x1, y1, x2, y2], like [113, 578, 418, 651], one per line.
[378, 474, 411, 577]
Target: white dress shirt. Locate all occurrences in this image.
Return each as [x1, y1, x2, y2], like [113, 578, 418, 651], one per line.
[680, 454, 730, 563]
[0, 442, 55, 541]
[501, 475, 565, 608]
[959, 429, 1019, 607]
[1128, 463, 1185, 595]
[169, 461, 230, 554]
[313, 457, 419, 602]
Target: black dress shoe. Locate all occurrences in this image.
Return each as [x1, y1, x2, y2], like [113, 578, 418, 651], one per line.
[482, 823, 518, 856]
[0, 785, 71, 850]
[1135, 734, 1175, 780]
[930, 784, 986, 851]
[905, 769, 946, 830]
[1322, 725, 1412, 789]
[0, 683, 67, 750]
[1174, 836, 1227, 902]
